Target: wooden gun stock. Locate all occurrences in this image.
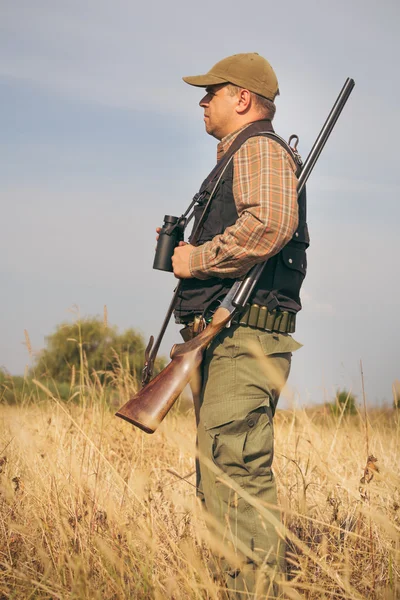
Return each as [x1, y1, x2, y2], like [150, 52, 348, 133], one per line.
[115, 307, 231, 433]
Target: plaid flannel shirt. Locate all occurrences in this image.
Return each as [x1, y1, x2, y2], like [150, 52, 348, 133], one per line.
[189, 124, 299, 279]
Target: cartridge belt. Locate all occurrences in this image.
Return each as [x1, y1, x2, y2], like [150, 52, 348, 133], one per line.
[180, 304, 296, 341]
[232, 304, 296, 334]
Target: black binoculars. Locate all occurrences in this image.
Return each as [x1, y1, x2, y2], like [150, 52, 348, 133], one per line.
[153, 215, 185, 272]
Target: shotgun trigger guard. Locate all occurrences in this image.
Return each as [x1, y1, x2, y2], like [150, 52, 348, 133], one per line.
[141, 335, 154, 387]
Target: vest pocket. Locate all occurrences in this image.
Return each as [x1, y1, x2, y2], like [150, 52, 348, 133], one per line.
[281, 246, 306, 276]
[272, 246, 307, 299]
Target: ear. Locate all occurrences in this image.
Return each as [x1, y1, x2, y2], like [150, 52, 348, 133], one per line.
[235, 88, 252, 114]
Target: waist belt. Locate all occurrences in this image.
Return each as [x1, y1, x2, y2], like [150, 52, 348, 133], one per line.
[180, 304, 296, 340]
[233, 304, 296, 334]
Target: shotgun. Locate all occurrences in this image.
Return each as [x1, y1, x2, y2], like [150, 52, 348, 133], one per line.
[116, 77, 355, 433]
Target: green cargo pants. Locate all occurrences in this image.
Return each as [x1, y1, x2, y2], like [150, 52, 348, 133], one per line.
[196, 324, 301, 599]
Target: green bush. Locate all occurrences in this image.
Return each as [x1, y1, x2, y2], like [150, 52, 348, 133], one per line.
[0, 368, 71, 404]
[329, 388, 357, 416]
[31, 318, 151, 383]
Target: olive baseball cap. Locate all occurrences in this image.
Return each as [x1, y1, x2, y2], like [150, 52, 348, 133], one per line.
[183, 53, 279, 101]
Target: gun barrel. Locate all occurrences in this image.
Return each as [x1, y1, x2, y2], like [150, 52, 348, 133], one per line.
[297, 77, 355, 194]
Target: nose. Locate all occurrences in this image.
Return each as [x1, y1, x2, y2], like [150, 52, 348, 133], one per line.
[199, 93, 210, 107]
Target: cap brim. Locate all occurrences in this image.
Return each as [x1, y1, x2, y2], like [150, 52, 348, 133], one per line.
[182, 74, 228, 87]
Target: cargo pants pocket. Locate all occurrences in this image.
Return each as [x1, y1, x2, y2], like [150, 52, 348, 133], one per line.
[210, 407, 274, 483]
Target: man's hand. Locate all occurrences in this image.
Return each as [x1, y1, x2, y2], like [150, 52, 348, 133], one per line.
[172, 242, 195, 279]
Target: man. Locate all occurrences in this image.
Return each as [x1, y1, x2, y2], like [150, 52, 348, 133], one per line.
[171, 53, 309, 598]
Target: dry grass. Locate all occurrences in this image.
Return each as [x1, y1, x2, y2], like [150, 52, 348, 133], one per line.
[0, 390, 399, 599]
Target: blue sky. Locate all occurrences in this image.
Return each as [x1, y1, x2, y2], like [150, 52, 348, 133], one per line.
[1, 0, 399, 406]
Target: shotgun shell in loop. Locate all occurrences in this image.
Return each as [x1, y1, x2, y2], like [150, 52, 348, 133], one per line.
[281, 311, 289, 332]
[266, 311, 275, 331]
[248, 304, 260, 327]
[239, 304, 251, 326]
[273, 312, 283, 332]
[257, 306, 268, 329]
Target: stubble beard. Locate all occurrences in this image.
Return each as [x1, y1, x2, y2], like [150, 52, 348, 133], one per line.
[204, 119, 222, 140]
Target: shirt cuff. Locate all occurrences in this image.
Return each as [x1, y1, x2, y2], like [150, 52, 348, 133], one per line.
[189, 245, 211, 280]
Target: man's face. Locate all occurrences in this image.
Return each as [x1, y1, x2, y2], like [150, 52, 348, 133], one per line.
[199, 84, 239, 140]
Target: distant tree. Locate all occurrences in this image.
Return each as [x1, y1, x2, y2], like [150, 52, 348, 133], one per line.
[31, 318, 150, 383]
[329, 388, 357, 416]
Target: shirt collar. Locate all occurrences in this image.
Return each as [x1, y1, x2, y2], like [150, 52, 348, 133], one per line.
[216, 123, 253, 162]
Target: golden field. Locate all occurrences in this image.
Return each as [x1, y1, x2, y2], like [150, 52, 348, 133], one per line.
[0, 386, 399, 599]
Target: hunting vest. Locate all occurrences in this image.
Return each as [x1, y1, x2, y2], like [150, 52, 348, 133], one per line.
[174, 120, 309, 323]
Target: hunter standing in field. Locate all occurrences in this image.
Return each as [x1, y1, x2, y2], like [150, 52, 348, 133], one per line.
[171, 53, 309, 598]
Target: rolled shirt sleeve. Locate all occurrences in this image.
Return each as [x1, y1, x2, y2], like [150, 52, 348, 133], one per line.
[189, 135, 299, 280]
